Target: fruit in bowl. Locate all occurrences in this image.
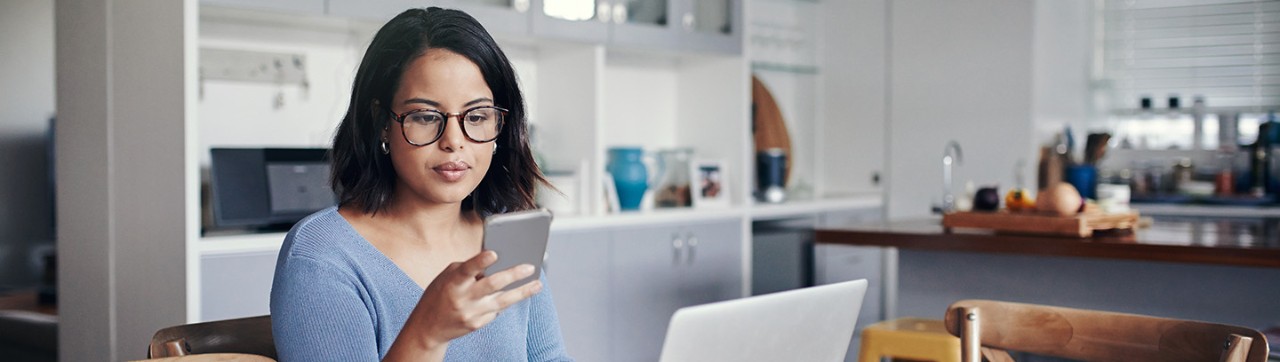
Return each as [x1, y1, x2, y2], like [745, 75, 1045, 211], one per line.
[1036, 182, 1084, 216]
[1004, 188, 1035, 211]
[973, 186, 1001, 211]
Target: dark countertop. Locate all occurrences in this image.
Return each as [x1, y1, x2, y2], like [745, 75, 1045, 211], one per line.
[815, 215, 1280, 269]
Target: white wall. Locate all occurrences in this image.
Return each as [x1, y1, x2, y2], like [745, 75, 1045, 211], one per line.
[0, 0, 55, 287]
[885, 0, 1036, 219]
[56, 0, 195, 359]
[1032, 0, 1095, 153]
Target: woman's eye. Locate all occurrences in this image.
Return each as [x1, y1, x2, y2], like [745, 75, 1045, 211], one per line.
[410, 113, 443, 123]
[466, 113, 490, 123]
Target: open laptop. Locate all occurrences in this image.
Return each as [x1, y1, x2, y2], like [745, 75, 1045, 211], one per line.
[658, 279, 869, 362]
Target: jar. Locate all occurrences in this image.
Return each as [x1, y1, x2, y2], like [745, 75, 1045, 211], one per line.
[607, 147, 648, 211]
[653, 148, 693, 208]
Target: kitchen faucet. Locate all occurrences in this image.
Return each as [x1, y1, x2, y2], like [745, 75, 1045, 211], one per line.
[941, 141, 963, 213]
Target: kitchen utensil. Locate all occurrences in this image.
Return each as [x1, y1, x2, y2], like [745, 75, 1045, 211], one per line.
[757, 148, 787, 203]
[752, 75, 792, 185]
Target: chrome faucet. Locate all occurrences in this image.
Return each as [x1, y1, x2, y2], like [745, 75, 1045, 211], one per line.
[941, 141, 963, 212]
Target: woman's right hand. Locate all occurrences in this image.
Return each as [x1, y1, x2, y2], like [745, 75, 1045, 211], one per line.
[393, 250, 544, 358]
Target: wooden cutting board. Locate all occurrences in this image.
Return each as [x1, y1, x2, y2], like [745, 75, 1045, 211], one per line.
[942, 210, 1140, 238]
[751, 75, 792, 185]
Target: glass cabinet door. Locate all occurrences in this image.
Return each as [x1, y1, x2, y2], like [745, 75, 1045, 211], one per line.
[677, 0, 741, 54]
[608, 0, 679, 50]
[438, 0, 532, 36]
[531, 0, 610, 42]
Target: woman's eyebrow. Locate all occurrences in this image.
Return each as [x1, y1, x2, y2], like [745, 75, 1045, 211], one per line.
[401, 97, 493, 107]
[402, 98, 440, 107]
[463, 98, 494, 107]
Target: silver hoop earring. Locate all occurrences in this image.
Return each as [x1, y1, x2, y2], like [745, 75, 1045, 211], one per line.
[380, 140, 389, 154]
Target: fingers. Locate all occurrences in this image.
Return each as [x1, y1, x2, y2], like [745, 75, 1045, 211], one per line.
[477, 264, 536, 295]
[456, 250, 498, 279]
[492, 278, 543, 310]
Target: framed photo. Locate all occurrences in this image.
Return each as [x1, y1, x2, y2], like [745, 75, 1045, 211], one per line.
[691, 159, 730, 209]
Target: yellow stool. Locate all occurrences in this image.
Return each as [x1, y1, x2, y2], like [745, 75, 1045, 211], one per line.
[858, 317, 960, 362]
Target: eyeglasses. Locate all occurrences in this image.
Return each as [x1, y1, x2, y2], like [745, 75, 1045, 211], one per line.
[390, 105, 507, 146]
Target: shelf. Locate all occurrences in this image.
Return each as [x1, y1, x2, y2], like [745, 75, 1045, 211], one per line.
[747, 194, 882, 221]
[1133, 203, 1280, 218]
[198, 231, 287, 256]
[750, 61, 819, 75]
[552, 207, 746, 232]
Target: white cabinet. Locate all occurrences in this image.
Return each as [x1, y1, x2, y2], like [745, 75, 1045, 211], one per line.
[610, 219, 743, 362]
[200, 250, 278, 321]
[545, 219, 744, 362]
[544, 229, 613, 362]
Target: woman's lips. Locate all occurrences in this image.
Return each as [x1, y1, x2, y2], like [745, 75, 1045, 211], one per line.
[432, 161, 470, 182]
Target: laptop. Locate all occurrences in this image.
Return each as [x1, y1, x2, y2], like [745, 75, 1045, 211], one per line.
[658, 279, 869, 362]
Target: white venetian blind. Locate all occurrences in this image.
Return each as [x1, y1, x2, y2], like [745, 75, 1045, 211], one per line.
[1102, 0, 1280, 112]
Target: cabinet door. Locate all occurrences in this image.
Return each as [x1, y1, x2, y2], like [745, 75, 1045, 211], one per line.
[814, 244, 883, 362]
[609, 224, 686, 362]
[530, 0, 610, 43]
[328, 0, 531, 37]
[681, 220, 744, 305]
[201, 251, 278, 322]
[673, 0, 741, 54]
[608, 0, 679, 50]
[200, 0, 325, 15]
[544, 229, 612, 362]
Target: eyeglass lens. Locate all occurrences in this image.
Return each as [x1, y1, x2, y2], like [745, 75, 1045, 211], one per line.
[401, 107, 503, 145]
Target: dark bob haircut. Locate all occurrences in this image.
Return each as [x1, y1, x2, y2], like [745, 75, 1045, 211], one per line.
[330, 7, 547, 216]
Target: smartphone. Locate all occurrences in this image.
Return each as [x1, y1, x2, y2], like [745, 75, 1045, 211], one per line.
[482, 208, 553, 291]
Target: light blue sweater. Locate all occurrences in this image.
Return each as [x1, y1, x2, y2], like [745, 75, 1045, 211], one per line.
[270, 207, 573, 361]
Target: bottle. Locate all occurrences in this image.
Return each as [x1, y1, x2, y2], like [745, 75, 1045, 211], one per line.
[1191, 96, 1205, 150]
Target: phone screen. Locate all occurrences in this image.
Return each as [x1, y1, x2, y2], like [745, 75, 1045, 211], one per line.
[482, 208, 553, 291]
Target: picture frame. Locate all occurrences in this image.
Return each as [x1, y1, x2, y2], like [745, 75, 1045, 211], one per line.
[602, 172, 621, 214]
[691, 159, 730, 209]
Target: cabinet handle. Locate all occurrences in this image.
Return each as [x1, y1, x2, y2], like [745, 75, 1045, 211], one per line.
[613, 3, 627, 24]
[514, 0, 529, 13]
[672, 234, 684, 266]
[682, 12, 695, 31]
[686, 233, 698, 265]
[597, 2, 611, 23]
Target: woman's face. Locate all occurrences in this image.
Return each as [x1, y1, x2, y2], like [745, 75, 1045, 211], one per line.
[385, 48, 496, 207]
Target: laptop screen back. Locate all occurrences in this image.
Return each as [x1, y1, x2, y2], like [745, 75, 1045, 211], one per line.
[658, 279, 868, 362]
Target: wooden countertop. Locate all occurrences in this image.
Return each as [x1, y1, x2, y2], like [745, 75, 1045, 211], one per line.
[815, 215, 1280, 269]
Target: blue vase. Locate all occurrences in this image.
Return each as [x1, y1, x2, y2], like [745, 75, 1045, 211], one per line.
[608, 147, 648, 211]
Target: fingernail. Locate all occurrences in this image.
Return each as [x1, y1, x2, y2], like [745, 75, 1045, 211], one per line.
[520, 264, 535, 274]
[486, 250, 498, 260]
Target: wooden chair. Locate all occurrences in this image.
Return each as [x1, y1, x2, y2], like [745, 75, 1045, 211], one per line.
[147, 315, 275, 360]
[943, 300, 1269, 362]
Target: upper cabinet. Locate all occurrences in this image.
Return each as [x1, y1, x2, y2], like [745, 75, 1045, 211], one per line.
[328, 0, 533, 36]
[674, 0, 739, 54]
[200, 0, 326, 15]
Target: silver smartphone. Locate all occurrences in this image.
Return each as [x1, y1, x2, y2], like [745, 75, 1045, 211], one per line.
[482, 208, 553, 291]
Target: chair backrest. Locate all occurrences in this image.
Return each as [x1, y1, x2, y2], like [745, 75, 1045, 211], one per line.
[944, 300, 1269, 362]
[148, 315, 275, 359]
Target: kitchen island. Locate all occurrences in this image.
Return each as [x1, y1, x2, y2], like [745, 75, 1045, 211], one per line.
[816, 215, 1280, 331]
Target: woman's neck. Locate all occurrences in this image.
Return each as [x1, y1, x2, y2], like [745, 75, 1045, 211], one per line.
[376, 191, 478, 247]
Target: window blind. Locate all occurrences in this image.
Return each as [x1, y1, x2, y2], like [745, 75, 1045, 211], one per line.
[1101, 0, 1280, 112]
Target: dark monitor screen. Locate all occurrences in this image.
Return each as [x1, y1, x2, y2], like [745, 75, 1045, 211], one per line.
[210, 148, 334, 230]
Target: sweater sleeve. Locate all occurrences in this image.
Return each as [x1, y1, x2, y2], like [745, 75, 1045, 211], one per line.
[271, 254, 380, 362]
[526, 272, 575, 362]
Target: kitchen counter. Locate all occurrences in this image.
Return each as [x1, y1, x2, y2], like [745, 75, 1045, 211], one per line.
[816, 215, 1280, 268]
[815, 215, 1280, 329]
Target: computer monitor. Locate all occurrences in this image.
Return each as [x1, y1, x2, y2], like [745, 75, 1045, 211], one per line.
[209, 147, 334, 230]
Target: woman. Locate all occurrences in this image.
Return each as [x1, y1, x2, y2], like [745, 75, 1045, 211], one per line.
[270, 7, 572, 361]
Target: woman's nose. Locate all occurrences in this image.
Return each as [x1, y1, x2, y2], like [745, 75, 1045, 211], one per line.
[436, 117, 468, 151]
